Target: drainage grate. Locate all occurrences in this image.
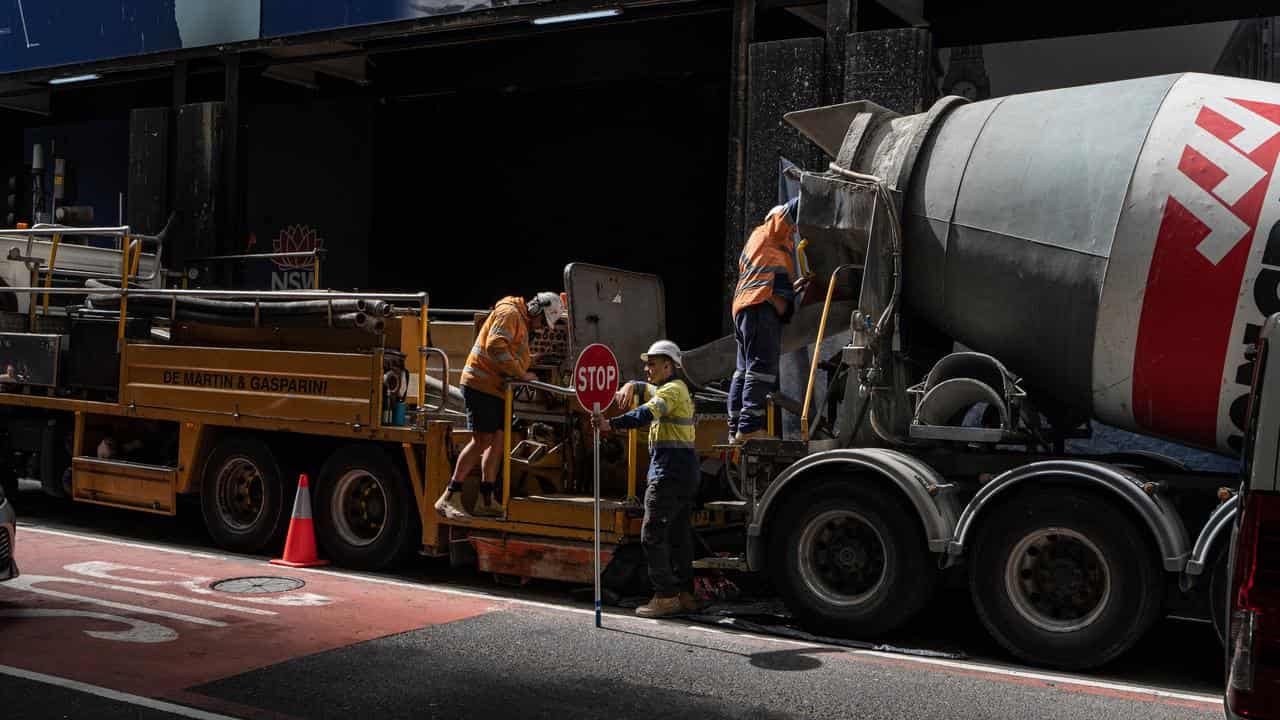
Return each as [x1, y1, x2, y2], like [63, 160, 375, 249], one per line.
[211, 576, 305, 594]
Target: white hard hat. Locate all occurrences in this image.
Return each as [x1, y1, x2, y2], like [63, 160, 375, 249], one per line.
[529, 291, 566, 327]
[641, 339, 683, 367]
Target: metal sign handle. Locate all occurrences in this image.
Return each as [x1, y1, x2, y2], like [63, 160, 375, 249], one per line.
[593, 401, 602, 628]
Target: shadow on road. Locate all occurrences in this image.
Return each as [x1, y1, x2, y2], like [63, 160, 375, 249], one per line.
[603, 624, 842, 672]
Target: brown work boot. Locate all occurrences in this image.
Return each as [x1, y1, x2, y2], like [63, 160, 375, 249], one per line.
[636, 595, 684, 618]
[472, 490, 502, 517]
[678, 591, 704, 614]
[434, 488, 469, 520]
[734, 429, 771, 444]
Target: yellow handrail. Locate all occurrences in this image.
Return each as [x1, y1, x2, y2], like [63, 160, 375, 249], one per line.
[417, 298, 428, 427]
[502, 383, 513, 515]
[40, 233, 61, 316]
[801, 264, 861, 440]
[116, 236, 136, 350]
[625, 392, 638, 502]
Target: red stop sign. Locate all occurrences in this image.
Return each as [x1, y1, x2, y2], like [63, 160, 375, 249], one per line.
[574, 343, 620, 412]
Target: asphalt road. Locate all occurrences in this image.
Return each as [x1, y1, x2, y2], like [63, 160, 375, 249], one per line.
[0, 484, 1227, 719]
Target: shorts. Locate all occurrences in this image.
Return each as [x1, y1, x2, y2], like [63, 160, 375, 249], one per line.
[462, 386, 505, 433]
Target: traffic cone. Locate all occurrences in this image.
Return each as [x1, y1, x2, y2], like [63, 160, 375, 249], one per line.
[270, 474, 329, 567]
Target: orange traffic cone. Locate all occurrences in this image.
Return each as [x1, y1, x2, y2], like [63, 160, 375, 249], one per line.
[270, 474, 329, 567]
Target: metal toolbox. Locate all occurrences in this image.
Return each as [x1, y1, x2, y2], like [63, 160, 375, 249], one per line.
[0, 332, 60, 387]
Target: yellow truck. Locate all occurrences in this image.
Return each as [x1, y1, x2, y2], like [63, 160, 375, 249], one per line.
[0, 226, 738, 587]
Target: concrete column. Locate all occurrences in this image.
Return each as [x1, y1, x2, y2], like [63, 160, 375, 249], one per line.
[844, 27, 935, 112]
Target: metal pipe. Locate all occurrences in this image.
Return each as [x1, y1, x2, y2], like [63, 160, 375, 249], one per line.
[3, 225, 133, 238]
[185, 250, 324, 262]
[826, 163, 903, 339]
[420, 347, 451, 413]
[801, 264, 861, 440]
[0, 286, 429, 303]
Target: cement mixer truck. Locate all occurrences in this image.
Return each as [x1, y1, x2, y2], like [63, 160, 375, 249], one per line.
[693, 72, 1280, 670]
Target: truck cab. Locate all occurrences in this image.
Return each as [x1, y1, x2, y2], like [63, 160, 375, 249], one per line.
[1226, 313, 1280, 718]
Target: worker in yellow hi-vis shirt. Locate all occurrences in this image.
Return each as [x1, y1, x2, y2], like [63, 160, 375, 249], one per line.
[593, 340, 700, 618]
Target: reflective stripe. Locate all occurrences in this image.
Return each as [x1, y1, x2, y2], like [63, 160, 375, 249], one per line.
[746, 371, 777, 383]
[490, 326, 513, 340]
[739, 264, 788, 279]
[732, 371, 745, 379]
[735, 279, 772, 293]
[652, 440, 696, 450]
[650, 398, 669, 414]
[464, 366, 491, 378]
[743, 408, 766, 416]
[471, 344, 485, 356]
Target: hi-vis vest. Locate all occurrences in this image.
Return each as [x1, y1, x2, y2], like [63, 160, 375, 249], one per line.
[732, 209, 797, 318]
[460, 296, 532, 398]
[636, 379, 696, 451]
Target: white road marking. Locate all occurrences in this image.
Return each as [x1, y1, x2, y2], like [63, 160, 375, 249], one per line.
[0, 574, 227, 627]
[64, 560, 334, 608]
[0, 663, 239, 719]
[18, 524, 1224, 707]
[0, 608, 177, 643]
[38, 568, 276, 616]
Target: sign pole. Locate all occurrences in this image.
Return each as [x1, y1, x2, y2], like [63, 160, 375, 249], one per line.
[593, 400, 602, 629]
[574, 342, 619, 631]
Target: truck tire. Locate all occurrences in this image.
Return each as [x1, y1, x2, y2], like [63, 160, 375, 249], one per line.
[968, 488, 1163, 670]
[769, 478, 937, 637]
[200, 436, 289, 554]
[314, 445, 416, 570]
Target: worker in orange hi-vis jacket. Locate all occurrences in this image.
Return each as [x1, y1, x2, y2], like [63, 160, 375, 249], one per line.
[729, 197, 808, 443]
[435, 292, 566, 519]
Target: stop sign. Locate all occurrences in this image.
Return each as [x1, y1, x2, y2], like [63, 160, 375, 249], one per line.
[574, 343, 620, 412]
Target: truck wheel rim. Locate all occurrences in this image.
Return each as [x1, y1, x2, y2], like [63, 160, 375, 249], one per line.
[215, 457, 265, 532]
[797, 509, 887, 607]
[331, 469, 387, 548]
[1004, 527, 1111, 633]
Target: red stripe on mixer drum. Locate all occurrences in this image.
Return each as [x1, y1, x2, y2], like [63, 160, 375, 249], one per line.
[1133, 98, 1280, 448]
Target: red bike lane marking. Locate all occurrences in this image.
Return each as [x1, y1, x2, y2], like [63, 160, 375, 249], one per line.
[0, 528, 496, 698]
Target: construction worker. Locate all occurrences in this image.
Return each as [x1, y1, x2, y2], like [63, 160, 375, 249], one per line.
[435, 292, 565, 519]
[594, 340, 699, 618]
[729, 197, 806, 443]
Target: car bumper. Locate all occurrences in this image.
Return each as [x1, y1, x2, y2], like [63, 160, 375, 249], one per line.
[0, 498, 16, 582]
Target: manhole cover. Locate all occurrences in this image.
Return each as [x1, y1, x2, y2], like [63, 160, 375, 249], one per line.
[211, 576, 305, 594]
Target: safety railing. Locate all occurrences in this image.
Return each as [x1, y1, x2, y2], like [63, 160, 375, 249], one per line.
[0, 224, 165, 324]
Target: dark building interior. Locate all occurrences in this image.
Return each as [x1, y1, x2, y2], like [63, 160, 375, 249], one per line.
[0, 1, 1274, 348]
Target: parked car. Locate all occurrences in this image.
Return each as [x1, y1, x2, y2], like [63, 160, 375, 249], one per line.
[0, 481, 14, 582]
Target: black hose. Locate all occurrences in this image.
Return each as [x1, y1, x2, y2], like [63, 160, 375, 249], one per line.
[87, 294, 390, 319]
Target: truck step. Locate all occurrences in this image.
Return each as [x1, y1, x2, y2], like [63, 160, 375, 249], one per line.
[693, 555, 749, 571]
